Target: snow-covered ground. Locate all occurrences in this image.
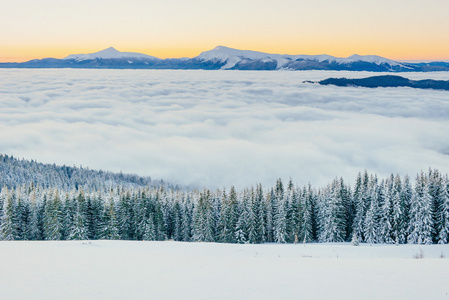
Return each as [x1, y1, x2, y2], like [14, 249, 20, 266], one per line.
[0, 241, 448, 300]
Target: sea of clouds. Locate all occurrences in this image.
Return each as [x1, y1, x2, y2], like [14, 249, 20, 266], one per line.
[1, 69, 449, 189]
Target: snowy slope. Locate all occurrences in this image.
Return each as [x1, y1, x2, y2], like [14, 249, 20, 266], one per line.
[0, 241, 447, 300]
[343, 54, 400, 65]
[63, 47, 160, 61]
[196, 45, 284, 61]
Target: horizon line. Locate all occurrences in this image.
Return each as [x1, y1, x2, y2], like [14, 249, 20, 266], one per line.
[2, 45, 449, 63]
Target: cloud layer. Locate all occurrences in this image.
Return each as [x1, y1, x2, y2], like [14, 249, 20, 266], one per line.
[1, 69, 449, 188]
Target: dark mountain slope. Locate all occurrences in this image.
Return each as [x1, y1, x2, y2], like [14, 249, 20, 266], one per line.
[317, 75, 449, 90]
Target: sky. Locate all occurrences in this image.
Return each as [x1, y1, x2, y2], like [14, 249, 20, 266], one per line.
[1, 0, 449, 62]
[1, 69, 449, 189]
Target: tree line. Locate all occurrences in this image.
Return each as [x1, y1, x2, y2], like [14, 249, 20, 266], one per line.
[1, 167, 448, 244]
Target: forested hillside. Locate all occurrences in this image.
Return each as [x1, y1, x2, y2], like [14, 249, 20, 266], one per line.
[0, 154, 157, 190]
[317, 75, 449, 91]
[1, 154, 448, 244]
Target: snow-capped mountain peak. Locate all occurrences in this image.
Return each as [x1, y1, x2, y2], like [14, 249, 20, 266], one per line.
[93, 46, 121, 56]
[197, 46, 278, 61]
[63, 47, 160, 61]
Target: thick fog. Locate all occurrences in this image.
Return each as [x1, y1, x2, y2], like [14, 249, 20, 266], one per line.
[1, 69, 449, 188]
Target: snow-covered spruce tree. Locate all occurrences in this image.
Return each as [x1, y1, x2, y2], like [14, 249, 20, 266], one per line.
[134, 190, 148, 241]
[0, 187, 6, 222]
[401, 175, 413, 242]
[43, 189, 63, 240]
[285, 179, 301, 243]
[300, 184, 316, 243]
[143, 213, 156, 241]
[339, 178, 354, 241]
[437, 176, 449, 243]
[390, 174, 404, 244]
[352, 171, 371, 243]
[117, 191, 134, 240]
[36, 193, 47, 240]
[180, 193, 193, 242]
[363, 201, 376, 245]
[264, 189, 275, 243]
[235, 213, 247, 244]
[273, 179, 287, 243]
[152, 191, 167, 241]
[378, 179, 393, 244]
[86, 193, 104, 240]
[171, 199, 182, 241]
[100, 196, 120, 240]
[61, 193, 75, 240]
[68, 206, 89, 240]
[235, 190, 251, 243]
[247, 187, 258, 244]
[28, 190, 43, 240]
[364, 176, 381, 244]
[407, 191, 421, 243]
[0, 190, 18, 240]
[318, 179, 347, 243]
[408, 172, 433, 244]
[351, 231, 360, 246]
[427, 169, 445, 243]
[15, 191, 31, 240]
[217, 188, 227, 242]
[256, 184, 266, 243]
[210, 192, 221, 242]
[160, 189, 173, 240]
[352, 172, 364, 242]
[192, 190, 214, 242]
[219, 187, 238, 243]
[247, 184, 265, 244]
[419, 182, 434, 245]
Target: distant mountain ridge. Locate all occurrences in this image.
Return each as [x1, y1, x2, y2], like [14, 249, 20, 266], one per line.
[197, 46, 405, 70]
[1, 46, 449, 72]
[63, 47, 160, 61]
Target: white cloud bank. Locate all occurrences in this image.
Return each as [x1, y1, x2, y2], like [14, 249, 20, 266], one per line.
[1, 69, 449, 189]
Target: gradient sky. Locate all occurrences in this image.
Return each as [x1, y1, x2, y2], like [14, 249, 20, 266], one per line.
[1, 0, 448, 62]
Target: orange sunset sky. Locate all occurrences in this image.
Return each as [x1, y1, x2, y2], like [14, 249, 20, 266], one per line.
[1, 0, 448, 62]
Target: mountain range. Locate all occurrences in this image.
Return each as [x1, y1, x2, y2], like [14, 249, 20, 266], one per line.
[1, 46, 449, 72]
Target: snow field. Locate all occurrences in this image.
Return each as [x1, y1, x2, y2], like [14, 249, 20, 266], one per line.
[0, 241, 448, 300]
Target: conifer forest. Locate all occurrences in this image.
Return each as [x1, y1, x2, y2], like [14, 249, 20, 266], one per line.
[1, 154, 449, 244]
